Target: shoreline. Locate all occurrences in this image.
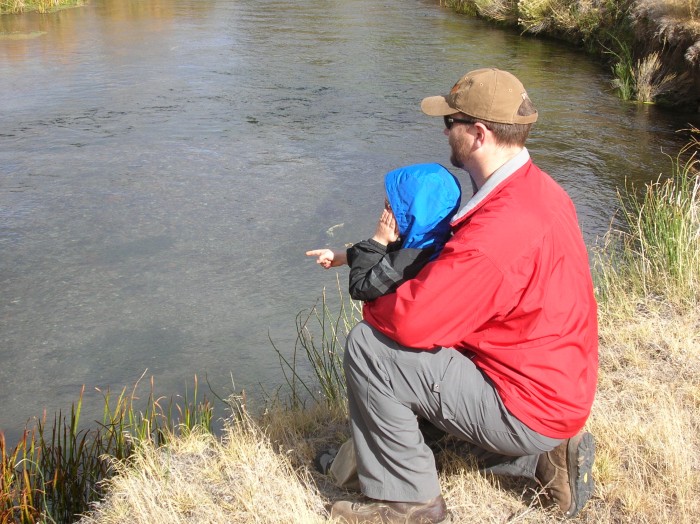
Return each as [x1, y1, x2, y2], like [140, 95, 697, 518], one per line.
[0, 0, 83, 15]
[442, 0, 700, 111]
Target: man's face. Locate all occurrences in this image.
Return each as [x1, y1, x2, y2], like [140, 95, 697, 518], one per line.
[445, 113, 475, 170]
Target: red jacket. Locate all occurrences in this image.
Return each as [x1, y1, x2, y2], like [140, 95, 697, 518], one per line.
[363, 157, 598, 439]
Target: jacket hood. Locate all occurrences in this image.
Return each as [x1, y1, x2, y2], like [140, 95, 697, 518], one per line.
[384, 163, 461, 254]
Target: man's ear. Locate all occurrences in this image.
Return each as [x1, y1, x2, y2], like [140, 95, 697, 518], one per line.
[473, 122, 489, 147]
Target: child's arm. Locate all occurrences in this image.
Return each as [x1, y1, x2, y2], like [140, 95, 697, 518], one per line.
[347, 242, 433, 301]
[346, 207, 434, 301]
[306, 208, 395, 270]
[306, 249, 348, 269]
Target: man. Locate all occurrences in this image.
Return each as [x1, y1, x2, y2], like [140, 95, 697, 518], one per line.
[330, 68, 598, 523]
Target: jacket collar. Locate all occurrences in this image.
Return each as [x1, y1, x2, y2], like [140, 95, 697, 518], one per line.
[451, 147, 530, 224]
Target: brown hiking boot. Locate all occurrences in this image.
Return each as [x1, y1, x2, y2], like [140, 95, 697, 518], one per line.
[330, 494, 449, 523]
[535, 431, 595, 518]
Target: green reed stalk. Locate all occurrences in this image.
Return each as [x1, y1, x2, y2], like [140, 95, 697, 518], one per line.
[272, 278, 362, 410]
[603, 34, 636, 101]
[176, 375, 214, 436]
[1, 429, 46, 524]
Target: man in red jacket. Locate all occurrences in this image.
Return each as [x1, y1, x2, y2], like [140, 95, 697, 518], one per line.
[330, 68, 598, 523]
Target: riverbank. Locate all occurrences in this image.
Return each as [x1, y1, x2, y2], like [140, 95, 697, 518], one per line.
[74, 130, 700, 523]
[0, 0, 82, 15]
[444, 0, 700, 110]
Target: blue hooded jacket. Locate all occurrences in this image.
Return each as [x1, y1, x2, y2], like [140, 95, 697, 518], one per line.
[384, 163, 461, 257]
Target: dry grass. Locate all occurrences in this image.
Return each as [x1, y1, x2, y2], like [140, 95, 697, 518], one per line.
[632, 0, 700, 72]
[473, 0, 518, 23]
[78, 411, 329, 524]
[634, 52, 679, 102]
[635, 0, 700, 27]
[588, 304, 700, 523]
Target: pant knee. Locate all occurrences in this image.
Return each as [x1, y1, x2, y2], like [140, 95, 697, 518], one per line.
[343, 321, 377, 380]
[345, 320, 371, 356]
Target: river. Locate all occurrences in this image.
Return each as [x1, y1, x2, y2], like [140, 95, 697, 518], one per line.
[0, 0, 697, 443]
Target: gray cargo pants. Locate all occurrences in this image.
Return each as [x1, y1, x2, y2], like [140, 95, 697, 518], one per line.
[344, 321, 562, 502]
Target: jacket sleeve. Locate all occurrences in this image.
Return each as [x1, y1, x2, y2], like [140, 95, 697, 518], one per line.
[362, 239, 513, 349]
[346, 239, 434, 302]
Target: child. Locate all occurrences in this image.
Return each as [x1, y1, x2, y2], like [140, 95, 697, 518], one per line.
[305, 162, 461, 487]
[306, 163, 461, 302]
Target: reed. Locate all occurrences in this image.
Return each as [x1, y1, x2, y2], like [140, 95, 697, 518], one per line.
[0, 376, 213, 523]
[271, 277, 361, 411]
[603, 35, 637, 101]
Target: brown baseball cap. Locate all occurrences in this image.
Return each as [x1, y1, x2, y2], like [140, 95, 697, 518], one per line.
[421, 68, 537, 124]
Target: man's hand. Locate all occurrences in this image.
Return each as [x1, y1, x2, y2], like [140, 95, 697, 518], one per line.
[372, 209, 399, 246]
[306, 249, 348, 268]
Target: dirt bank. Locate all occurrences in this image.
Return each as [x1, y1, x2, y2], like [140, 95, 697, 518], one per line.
[632, 0, 700, 109]
[446, 0, 700, 111]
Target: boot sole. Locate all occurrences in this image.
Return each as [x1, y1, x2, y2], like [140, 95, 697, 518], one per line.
[330, 502, 452, 523]
[565, 431, 595, 517]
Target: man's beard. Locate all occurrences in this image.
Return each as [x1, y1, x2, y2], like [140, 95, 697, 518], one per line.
[448, 133, 469, 169]
[450, 146, 469, 169]
[450, 151, 463, 169]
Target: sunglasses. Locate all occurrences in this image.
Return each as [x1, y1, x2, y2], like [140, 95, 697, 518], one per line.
[443, 115, 476, 130]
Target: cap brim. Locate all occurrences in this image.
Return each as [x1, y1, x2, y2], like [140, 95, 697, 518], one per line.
[420, 96, 456, 116]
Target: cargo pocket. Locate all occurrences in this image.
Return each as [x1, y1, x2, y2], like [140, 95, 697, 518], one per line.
[432, 354, 456, 421]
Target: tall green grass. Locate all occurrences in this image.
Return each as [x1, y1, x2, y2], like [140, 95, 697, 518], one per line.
[0, 376, 213, 523]
[604, 36, 636, 101]
[271, 278, 361, 411]
[594, 127, 700, 311]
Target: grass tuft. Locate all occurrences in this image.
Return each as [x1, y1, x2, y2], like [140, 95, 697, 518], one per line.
[594, 126, 700, 310]
[0, 375, 213, 523]
[634, 52, 678, 103]
[78, 402, 328, 524]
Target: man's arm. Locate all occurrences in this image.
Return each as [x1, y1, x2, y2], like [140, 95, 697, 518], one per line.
[363, 241, 511, 349]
